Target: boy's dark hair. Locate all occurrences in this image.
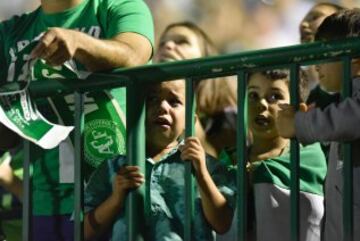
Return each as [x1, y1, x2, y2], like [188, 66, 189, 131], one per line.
[161, 21, 218, 57]
[249, 69, 309, 102]
[315, 8, 360, 41]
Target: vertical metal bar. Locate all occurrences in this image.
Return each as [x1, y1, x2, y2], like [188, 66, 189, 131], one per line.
[342, 56, 353, 241]
[74, 92, 84, 241]
[289, 64, 300, 241]
[184, 78, 195, 241]
[22, 140, 32, 241]
[236, 71, 248, 241]
[126, 82, 146, 241]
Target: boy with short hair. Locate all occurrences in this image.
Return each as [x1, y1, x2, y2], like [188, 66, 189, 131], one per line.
[84, 79, 236, 241]
[276, 9, 360, 241]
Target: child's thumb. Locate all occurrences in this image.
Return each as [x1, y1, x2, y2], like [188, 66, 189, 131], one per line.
[299, 103, 308, 112]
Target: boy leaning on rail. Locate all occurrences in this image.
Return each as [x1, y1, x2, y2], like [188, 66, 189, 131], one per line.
[84, 79, 236, 241]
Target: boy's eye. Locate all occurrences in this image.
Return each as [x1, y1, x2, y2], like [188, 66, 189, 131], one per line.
[267, 93, 284, 103]
[169, 98, 182, 107]
[248, 91, 259, 101]
[175, 38, 190, 45]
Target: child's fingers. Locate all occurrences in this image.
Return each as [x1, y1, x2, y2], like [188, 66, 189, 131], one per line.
[126, 172, 144, 178]
[180, 148, 199, 161]
[119, 180, 143, 189]
[185, 137, 200, 145]
[114, 176, 144, 188]
[181, 145, 198, 155]
[118, 165, 139, 175]
[181, 138, 201, 152]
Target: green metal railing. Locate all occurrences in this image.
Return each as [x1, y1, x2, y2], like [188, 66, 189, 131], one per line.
[19, 37, 360, 241]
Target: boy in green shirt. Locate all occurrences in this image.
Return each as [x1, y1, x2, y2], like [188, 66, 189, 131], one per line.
[84, 80, 236, 241]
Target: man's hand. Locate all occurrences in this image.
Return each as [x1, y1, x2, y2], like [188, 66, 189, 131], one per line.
[31, 28, 152, 71]
[276, 104, 297, 138]
[180, 137, 207, 175]
[276, 103, 310, 138]
[111, 166, 144, 205]
[31, 28, 78, 66]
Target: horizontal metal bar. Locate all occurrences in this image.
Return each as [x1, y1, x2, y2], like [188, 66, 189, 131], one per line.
[20, 38, 360, 99]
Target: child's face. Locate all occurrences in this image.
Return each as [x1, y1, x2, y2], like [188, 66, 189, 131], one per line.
[248, 73, 290, 140]
[317, 61, 343, 92]
[146, 80, 186, 148]
[300, 5, 337, 43]
[154, 26, 203, 62]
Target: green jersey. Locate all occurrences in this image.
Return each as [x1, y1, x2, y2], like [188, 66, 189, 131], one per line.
[252, 143, 327, 241]
[0, 0, 154, 215]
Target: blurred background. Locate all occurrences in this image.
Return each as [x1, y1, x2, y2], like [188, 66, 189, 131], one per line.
[2, 0, 359, 53]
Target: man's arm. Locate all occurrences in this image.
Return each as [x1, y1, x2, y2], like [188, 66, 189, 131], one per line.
[295, 90, 360, 144]
[31, 29, 152, 71]
[277, 84, 360, 144]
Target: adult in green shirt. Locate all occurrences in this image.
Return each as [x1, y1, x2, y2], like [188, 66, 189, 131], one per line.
[0, 0, 154, 241]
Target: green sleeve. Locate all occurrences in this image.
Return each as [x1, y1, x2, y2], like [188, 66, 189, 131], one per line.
[104, 0, 154, 47]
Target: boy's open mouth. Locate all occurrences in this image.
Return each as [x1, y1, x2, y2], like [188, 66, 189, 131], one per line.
[155, 117, 171, 127]
[254, 115, 271, 127]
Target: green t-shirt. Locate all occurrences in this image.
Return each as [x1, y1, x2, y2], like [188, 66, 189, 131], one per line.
[252, 143, 327, 195]
[0, 0, 154, 215]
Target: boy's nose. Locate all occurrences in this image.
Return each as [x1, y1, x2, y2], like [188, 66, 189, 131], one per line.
[158, 100, 170, 113]
[257, 98, 268, 111]
[163, 40, 176, 50]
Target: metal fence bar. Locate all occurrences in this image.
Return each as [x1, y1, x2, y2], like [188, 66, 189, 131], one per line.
[289, 64, 300, 241]
[126, 82, 146, 241]
[22, 141, 32, 241]
[236, 71, 248, 241]
[342, 56, 353, 241]
[74, 92, 85, 241]
[28, 38, 360, 99]
[184, 78, 195, 241]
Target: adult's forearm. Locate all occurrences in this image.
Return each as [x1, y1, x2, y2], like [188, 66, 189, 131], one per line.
[296, 94, 360, 144]
[75, 31, 152, 72]
[196, 171, 233, 234]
